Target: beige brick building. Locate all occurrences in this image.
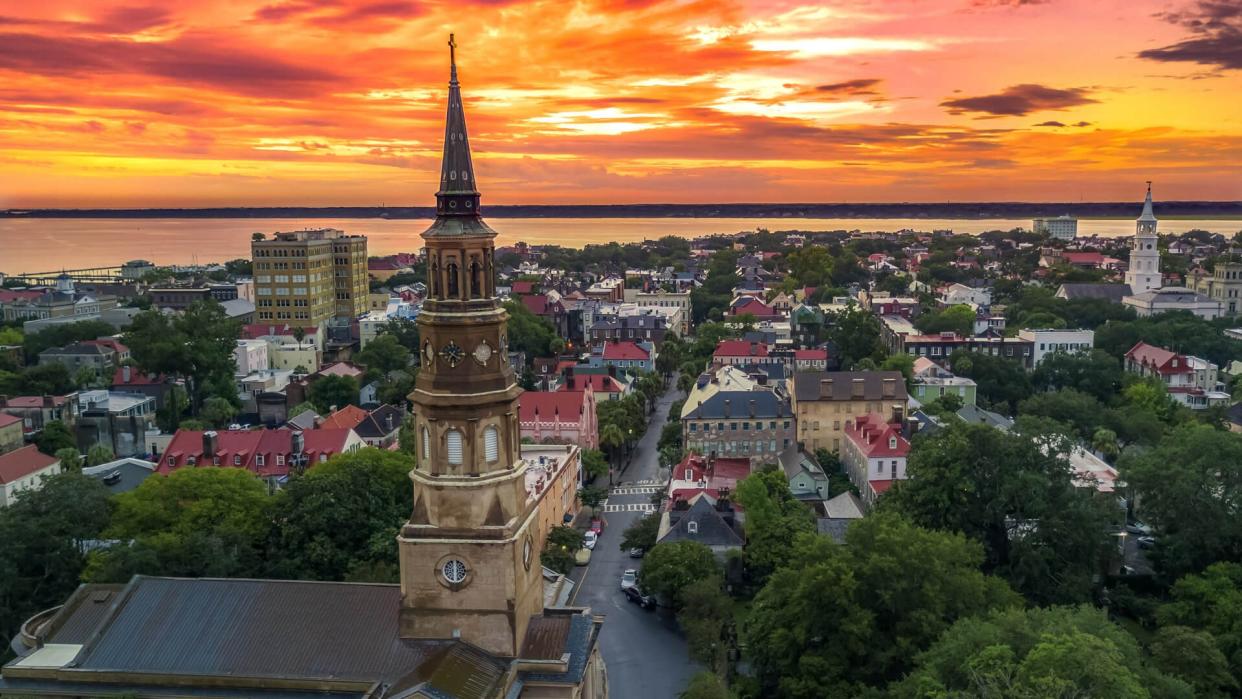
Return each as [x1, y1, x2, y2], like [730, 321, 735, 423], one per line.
[252, 228, 368, 327]
[791, 371, 908, 453]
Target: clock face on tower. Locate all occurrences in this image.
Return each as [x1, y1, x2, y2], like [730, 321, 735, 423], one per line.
[439, 340, 464, 367]
[473, 340, 493, 365]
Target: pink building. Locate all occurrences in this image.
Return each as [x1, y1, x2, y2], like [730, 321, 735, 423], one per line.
[519, 388, 598, 449]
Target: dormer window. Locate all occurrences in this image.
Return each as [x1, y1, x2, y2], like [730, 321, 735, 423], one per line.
[687, 521, 698, 534]
[889, 437, 897, 449]
[685, 469, 693, 480]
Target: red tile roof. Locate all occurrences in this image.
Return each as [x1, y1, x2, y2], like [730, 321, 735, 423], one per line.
[83, 338, 129, 354]
[560, 374, 624, 393]
[844, 414, 910, 458]
[868, 479, 895, 495]
[318, 362, 365, 378]
[319, 405, 369, 430]
[713, 340, 769, 358]
[0, 289, 44, 303]
[521, 295, 549, 316]
[0, 445, 59, 484]
[511, 281, 535, 294]
[601, 341, 649, 361]
[1125, 342, 1192, 375]
[1, 395, 69, 409]
[158, 428, 355, 477]
[519, 391, 589, 421]
[794, 349, 828, 360]
[0, 413, 21, 429]
[112, 366, 166, 387]
[1060, 252, 1105, 266]
[730, 298, 776, 316]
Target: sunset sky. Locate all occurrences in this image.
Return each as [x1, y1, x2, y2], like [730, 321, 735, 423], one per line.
[0, 0, 1240, 207]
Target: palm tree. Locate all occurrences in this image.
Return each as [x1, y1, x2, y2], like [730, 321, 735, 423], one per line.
[599, 423, 626, 483]
[677, 371, 695, 395]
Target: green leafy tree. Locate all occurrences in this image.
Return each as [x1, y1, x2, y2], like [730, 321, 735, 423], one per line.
[745, 513, 1020, 696]
[357, 334, 411, 377]
[85, 467, 270, 581]
[22, 319, 116, 359]
[1016, 388, 1104, 441]
[619, 513, 660, 552]
[201, 395, 239, 428]
[578, 486, 608, 514]
[915, 304, 977, 337]
[1032, 349, 1124, 402]
[502, 299, 559, 358]
[679, 576, 733, 672]
[123, 302, 240, 415]
[288, 401, 317, 418]
[1157, 563, 1242, 683]
[13, 363, 75, 395]
[265, 449, 413, 582]
[308, 374, 360, 414]
[599, 422, 626, 466]
[735, 467, 815, 589]
[541, 525, 583, 574]
[639, 540, 720, 608]
[0, 473, 111, 653]
[85, 443, 114, 466]
[679, 672, 731, 699]
[894, 605, 1190, 699]
[156, 385, 188, 433]
[34, 420, 75, 455]
[887, 422, 1113, 605]
[54, 447, 82, 470]
[825, 306, 885, 368]
[1149, 625, 1237, 698]
[1121, 425, 1242, 577]
[949, 350, 1032, 413]
[379, 318, 420, 352]
[581, 448, 608, 481]
[691, 249, 741, 323]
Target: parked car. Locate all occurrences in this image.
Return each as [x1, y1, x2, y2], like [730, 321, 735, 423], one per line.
[574, 547, 592, 566]
[624, 586, 656, 609]
[1125, 521, 1153, 536]
[628, 547, 645, 559]
[1137, 535, 1156, 550]
[620, 569, 638, 591]
[583, 530, 598, 550]
[590, 518, 605, 534]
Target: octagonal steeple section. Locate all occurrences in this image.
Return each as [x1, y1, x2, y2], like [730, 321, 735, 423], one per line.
[427, 33, 488, 234]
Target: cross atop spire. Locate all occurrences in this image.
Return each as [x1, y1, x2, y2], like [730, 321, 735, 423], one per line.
[1139, 180, 1156, 222]
[434, 33, 480, 212]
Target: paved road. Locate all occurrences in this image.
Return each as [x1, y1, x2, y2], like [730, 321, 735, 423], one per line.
[572, 386, 698, 699]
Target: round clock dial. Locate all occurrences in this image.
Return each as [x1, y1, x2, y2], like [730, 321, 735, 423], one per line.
[474, 340, 493, 365]
[440, 341, 464, 367]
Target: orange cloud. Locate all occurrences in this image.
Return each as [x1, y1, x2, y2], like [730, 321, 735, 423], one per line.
[0, 0, 1238, 207]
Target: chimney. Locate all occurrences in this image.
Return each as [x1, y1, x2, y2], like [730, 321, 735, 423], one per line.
[608, 365, 617, 378]
[385, 413, 395, 432]
[851, 378, 865, 398]
[291, 430, 305, 456]
[121, 365, 132, 383]
[724, 399, 731, 418]
[43, 395, 54, 408]
[748, 399, 756, 417]
[202, 430, 218, 459]
[882, 378, 896, 398]
[819, 378, 834, 399]
[903, 416, 919, 440]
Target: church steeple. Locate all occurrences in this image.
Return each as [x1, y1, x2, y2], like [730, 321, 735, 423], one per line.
[1138, 180, 1156, 223]
[435, 33, 482, 218]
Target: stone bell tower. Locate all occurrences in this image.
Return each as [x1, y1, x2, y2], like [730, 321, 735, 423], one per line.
[398, 35, 546, 658]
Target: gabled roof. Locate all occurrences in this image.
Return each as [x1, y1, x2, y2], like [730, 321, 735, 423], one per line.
[660, 497, 743, 548]
[1125, 341, 1191, 374]
[353, 405, 404, 439]
[1056, 283, 1132, 301]
[112, 366, 167, 387]
[0, 445, 59, 484]
[560, 374, 624, 393]
[320, 404, 369, 430]
[713, 340, 769, 358]
[159, 428, 355, 476]
[793, 348, 827, 360]
[792, 371, 908, 402]
[520, 391, 589, 421]
[0, 413, 22, 429]
[600, 341, 649, 361]
[1, 394, 70, 409]
[843, 414, 909, 458]
[682, 390, 791, 420]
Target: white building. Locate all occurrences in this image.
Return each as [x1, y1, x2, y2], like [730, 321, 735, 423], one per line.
[938, 283, 992, 309]
[0, 445, 61, 507]
[1033, 215, 1078, 241]
[1123, 287, 1223, 320]
[234, 339, 270, 377]
[1124, 184, 1162, 294]
[627, 289, 691, 335]
[1017, 329, 1095, 366]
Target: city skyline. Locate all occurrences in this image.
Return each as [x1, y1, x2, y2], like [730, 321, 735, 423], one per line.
[1, 0, 1240, 207]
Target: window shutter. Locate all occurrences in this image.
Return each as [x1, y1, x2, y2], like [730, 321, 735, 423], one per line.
[484, 426, 499, 462]
[446, 430, 463, 465]
[421, 427, 430, 460]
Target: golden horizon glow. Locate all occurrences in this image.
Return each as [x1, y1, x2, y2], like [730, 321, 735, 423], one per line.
[0, 0, 1239, 207]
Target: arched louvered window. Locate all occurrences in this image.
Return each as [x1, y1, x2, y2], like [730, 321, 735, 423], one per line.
[446, 429, 463, 465]
[484, 426, 499, 463]
[421, 426, 430, 461]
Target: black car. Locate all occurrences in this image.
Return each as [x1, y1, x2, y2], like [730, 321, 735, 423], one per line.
[623, 586, 656, 609]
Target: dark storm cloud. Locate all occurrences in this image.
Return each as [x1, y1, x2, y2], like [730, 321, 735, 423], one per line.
[1139, 1, 1242, 70]
[941, 84, 1096, 116]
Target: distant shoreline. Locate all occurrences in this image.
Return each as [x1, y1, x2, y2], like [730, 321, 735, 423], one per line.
[4, 202, 1241, 220]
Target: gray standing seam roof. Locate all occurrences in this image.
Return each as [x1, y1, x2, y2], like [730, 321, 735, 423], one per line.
[681, 390, 791, 420]
[659, 498, 744, 548]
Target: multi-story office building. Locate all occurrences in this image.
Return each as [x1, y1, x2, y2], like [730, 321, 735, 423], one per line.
[251, 228, 368, 326]
[1193, 259, 1242, 317]
[1033, 215, 1078, 241]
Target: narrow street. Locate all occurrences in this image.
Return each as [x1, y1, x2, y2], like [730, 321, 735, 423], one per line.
[571, 385, 697, 699]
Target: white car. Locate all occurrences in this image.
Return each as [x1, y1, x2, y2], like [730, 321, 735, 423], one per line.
[583, 530, 598, 550]
[620, 569, 638, 591]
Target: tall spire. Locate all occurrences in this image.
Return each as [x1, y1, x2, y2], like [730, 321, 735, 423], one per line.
[436, 33, 480, 214]
[1138, 180, 1156, 222]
